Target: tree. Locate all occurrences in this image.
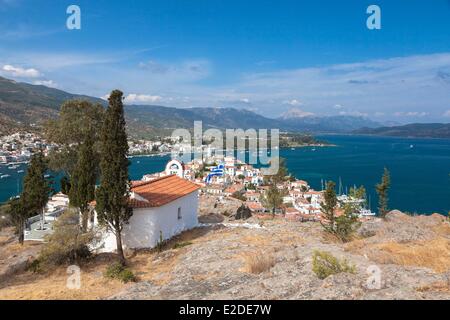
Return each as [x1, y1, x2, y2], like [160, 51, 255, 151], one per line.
[95, 90, 132, 265]
[261, 184, 284, 217]
[69, 134, 97, 232]
[265, 158, 289, 185]
[7, 198, 29, 245]
[44, 100, 104, 177]
[320, 181, 338, 234]
[334, 203, 361, 242]
[21, 151, 51, 231]
[376, 167, 391, 218]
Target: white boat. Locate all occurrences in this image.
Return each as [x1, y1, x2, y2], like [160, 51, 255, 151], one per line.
[8, 165, 19, 170]
[44, 174, 51, 178]
[17, 170, 24, 173]
[1, 174, 11, 179]
[291, 148, 295, 151]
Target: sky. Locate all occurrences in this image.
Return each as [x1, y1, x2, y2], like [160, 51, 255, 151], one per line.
[0, 0, 450, 123]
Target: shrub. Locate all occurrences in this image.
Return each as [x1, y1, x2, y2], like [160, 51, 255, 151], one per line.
[244, 252, 276, 274]
[39, 209, 99, 268]
[105, 262, 136, 283]
[27, 259, 43, 273]
[312, 250, 356, 280]
[235, 205, 252, 220]
[173, 241, 192, 249]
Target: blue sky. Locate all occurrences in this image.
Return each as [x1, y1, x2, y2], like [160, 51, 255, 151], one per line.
[1, 0, 450, 122]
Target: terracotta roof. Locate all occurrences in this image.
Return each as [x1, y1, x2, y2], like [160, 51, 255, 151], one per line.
[130, 175, 200, 208]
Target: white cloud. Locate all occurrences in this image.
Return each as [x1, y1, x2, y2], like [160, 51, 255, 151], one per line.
[33, 80, 57, 88]
[124, 94, 162, 104]
[2, 64, 41, 78]
[283, 99, 303, 106]
[394, 111, 429, 117]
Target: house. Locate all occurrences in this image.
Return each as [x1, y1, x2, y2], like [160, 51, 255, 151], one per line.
[94, 175, 200, 253]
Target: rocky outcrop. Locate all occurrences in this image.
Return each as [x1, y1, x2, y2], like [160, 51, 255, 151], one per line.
[110, 211, 450, 300]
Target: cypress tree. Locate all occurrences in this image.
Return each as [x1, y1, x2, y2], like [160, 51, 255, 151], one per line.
[320, 181, 338, 234]
[95, 90, 132, 265]
[7, 198, 29, 245]
[69, 134, 97, 232]
[21, 151, 51, 231]
[376, 167, 391, 218]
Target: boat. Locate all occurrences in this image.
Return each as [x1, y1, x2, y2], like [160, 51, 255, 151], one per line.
[44, 174, 51, 178]
[8, 165, 19, 170]
[311, 148, 316, 151]
[1, 174, 11, 179]
[17, 170, 24, 173]
[410, 144, 414, 149]
[291, 148, 295, 151]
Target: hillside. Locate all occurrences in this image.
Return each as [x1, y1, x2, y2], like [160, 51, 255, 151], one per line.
[0, 76, 381, 137]
[354, 123, 450, 139]
[1, 210, 449, 300]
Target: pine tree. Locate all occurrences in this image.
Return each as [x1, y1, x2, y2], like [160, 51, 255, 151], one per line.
[21, 151, 51, 231]
[69, 134, 97, 232]
[95, 90, 132, 265]
[320, 181, 338, 234]
[376, 167, 391, 218]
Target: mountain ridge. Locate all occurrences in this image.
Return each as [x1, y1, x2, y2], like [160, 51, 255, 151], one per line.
[354, 123, 450, 138]
[0, 76, 381, 137]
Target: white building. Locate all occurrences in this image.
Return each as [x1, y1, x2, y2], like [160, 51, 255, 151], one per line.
[94, 175, 200, 253]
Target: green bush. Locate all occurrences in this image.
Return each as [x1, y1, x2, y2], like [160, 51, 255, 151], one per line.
[104, 262, 136, 283]
[312, 250, 356, 280]
[27, 259, 43, 273]
[173, 241, 192, 249]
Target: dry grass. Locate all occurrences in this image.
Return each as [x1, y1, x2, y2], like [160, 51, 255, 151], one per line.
[242, 251, 276, 274]
[372, 238, 450, 273]
[416, 280, 450, 293]
[0, 257, 126, 300]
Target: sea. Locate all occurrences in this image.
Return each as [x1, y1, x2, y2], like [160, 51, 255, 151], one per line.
[1, 135, 449, 215]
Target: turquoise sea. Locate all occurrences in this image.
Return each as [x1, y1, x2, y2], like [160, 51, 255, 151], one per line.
[1, 135, 449, 215]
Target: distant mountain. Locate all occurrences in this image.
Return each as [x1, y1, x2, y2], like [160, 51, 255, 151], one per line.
[354, 123, 450, 138]
[0, 76, 104, 133]
[279, 108, 315, 119]
[279, 115, 381, 133]
[0, 76, 383, 137]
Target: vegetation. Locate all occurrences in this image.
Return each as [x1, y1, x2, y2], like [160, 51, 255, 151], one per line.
[37, 210, 98, 268]
[44, 100, 104, 177]
[95, 90, 132, 265]
[335, 204, 361, 242]
[243, 251, 276, 274]
[5, 151, 51, 244]
[173, 241, 193, 249]
[376, 167, 391, 218]
[6, 198, 27, 244]
[320, 181, 338, 233]
[312, 250, 356, 280]
[104, 262, 136, 283]
[235, 204, 252, 220]
[261, 184, 285, 217]
[69, 134, 97, 232]
[231, 191, 247, 202]
[321, 181, 360, 242]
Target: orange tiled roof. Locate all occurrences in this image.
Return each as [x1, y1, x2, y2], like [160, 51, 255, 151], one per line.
[130, 175, 200, 208]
